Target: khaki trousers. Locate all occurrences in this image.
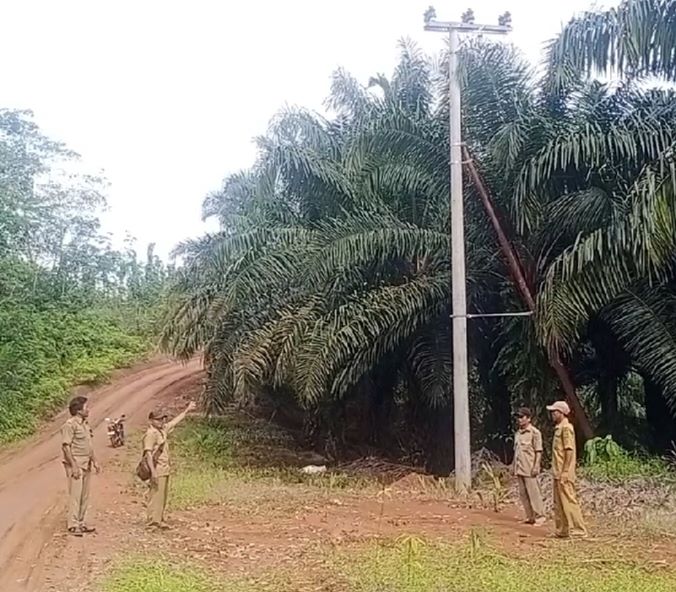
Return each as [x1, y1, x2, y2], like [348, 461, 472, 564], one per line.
[147, 476, 169, 525]
[517, 476, 545, 522]
[65, 465, 91, 530]
[553, 478, 587, 537]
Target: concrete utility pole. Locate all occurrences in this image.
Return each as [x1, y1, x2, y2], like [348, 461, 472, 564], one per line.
[423, 7, 512, 492]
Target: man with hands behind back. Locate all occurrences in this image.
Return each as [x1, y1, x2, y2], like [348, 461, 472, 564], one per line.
[513, 407, 546, 526]
[61, 396, 101, 536]
[547, 400, 588, 538]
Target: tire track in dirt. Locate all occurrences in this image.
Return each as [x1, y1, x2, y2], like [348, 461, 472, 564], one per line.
[0, 358, 202, 591]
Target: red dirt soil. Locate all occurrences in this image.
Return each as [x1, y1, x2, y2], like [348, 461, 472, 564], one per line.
[0, 358, 202, 591]
[1, 361, 674, 591]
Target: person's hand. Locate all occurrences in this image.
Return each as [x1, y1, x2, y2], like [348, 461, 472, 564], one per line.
[93, 461, 102, 474]
[150, 472, 158, 488]
[559, 473, 569, 484]
[71, 466, 82, 480]
[186, 401, 197, 413]
[531, 466, 541, 477]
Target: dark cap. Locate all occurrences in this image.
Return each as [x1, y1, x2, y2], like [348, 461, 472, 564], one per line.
[516, 407, 532, 418]
[148, 408, 168, 420]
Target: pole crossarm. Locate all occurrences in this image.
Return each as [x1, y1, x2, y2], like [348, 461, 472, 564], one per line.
[424, 20, 511, 34]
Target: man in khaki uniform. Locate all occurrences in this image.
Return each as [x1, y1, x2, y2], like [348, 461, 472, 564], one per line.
[512, 407, 545, 525]
[61, 396, 100, 536]
[143, 401, 196, 529]
[547, 400, 587, 538]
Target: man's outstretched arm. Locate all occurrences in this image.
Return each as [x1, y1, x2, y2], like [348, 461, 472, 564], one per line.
[165, 401, 197, 432]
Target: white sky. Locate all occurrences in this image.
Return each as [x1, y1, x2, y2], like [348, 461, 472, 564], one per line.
[1, 0, 613, 258]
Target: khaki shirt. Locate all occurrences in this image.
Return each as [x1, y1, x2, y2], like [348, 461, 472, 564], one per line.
[143, 426, 171, 477]
[513, 425, 543, 477]
[552, 418, 576, 481]
[61, 416, 93, 470]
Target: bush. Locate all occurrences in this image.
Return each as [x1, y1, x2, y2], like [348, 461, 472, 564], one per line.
[0, 305, 150, 443]
[582, 435, 672, 482]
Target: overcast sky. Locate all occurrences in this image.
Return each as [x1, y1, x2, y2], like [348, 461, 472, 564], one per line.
[2, 0, 613, 258]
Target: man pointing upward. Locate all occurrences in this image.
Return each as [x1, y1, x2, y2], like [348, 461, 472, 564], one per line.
[143, 400, 196, 529]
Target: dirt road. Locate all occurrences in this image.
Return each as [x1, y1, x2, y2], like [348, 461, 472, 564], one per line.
[0, 358, 202, 592]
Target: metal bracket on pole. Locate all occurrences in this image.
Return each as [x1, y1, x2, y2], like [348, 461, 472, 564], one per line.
[451, 311, 534, 319]
[451, 142, 472, 165]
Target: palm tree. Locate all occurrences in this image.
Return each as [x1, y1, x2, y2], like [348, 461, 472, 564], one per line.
[162, 41, 531, 471]
[163, 17, 676, 467]
[547, 0, 676, 87]
[526, 0, 676, 446]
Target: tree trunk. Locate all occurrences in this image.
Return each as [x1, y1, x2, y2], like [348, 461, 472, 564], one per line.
[598, 373, 619, 436]
[644, 378, 676, 453]
[425, 401, 455, 477]
[482, 382, 512, 464]
[475, 327, 512, 463]
[369, 365, 397, 447]
[588, 320, 626, 437]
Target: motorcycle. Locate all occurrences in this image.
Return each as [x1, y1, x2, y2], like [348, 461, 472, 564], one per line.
[105, 414, 126, 447]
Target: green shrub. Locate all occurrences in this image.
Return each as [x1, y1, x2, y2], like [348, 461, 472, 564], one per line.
[583, 435, 624, 465]
[173, 418, 237, 467]
[0, 305, 151, 443]
[582, 454, 671, 482]
[582, 435, 672, 481]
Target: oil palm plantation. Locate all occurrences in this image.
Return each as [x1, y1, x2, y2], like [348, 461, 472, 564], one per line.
[532, 0, 676, 446]
[163, 41, 525, 470]
[163, 0, 676, 469]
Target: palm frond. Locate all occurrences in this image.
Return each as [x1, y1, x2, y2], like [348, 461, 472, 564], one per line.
[532, 187, 615, 265]
[294, 273, 450, 406]
[326, 67, 380, 120]
[602, 286, 676, 414]
[514, 118, 676, 222]
[391, 38, 433, 116]
[408, 328, 452, 407]
[546, 0, 676, 86]
[536, 161, 676, 353]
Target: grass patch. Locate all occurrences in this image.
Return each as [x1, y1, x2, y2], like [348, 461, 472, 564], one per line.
[101, 558, 227, 592]
[173, 416, 298, 468]
[101, 536, 676, 592]
[341, 536, 676, 592]
[640, 508, 676, 538]
[581, 453, 674, 483]
[581, 436, 675, 483]
[100, 556, 304, 592]
[166, 417, 377, 509]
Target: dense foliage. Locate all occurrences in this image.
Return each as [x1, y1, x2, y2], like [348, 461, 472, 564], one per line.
[0, 109, 170, 442]
[162, 0, 676, 470]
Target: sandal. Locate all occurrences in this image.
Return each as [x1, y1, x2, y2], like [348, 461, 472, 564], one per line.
[80, 526, 96, 534]
[68, 527, 83, 537]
